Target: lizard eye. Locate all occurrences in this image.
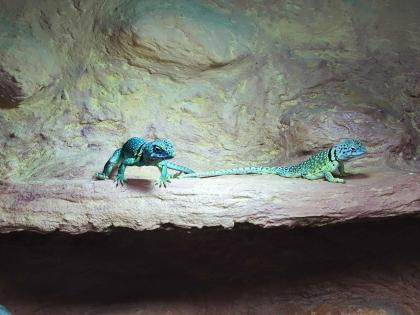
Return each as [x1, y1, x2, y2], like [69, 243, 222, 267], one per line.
[154, 146, 163, 152]
[351, 147, 356, 151]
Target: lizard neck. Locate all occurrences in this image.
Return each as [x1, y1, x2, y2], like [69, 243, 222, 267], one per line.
[140, 154, 157, 166]
[328, 146, 339, 162]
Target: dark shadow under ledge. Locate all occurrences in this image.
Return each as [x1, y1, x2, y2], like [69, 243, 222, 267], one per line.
[0, 167, 419, 233]
[1, 217, 420, 314]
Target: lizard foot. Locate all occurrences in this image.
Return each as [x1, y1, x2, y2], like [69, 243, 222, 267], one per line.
[156, 176, 170, 188]
[156, 172, 182, 188]
[114, 174, 127, 187]
[324, 172, 345, 184]
[330, 178, 345, 184]
[95, 172, 109, 180]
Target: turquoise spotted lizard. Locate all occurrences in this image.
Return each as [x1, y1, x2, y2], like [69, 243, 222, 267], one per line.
[0, 305, 11, 315]
[177, 139, 366, 183]
[95, 137, 194, 187]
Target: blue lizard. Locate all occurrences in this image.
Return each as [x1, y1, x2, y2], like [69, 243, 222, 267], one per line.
[95, 137, 194, 187]
[0, 305, 11, 315]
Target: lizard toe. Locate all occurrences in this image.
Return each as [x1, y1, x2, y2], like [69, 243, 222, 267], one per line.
[95, 173, 108, 180]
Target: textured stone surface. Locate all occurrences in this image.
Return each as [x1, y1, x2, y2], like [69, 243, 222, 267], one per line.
[0, 69, 24, 109]
[105, 0, 253, 79]
[0, 167, 419, 233]
[0, 9, 60, 105]
[1, 1, 420, 313]
[0, 0, 419, 184]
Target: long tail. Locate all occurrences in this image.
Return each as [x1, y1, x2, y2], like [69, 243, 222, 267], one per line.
[180, 166, 284, 178]
[179, 164, 304, 178]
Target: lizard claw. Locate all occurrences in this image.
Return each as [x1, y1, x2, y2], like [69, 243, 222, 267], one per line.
[156, 173, 178, 188]
[155, 179, 169, 188]
[114, 174, 127, 187]
[155, 171, 184, 188]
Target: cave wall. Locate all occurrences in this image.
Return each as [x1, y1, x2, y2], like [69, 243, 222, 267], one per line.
[0, 0, 419, 182]
[1, 2, 420, 314]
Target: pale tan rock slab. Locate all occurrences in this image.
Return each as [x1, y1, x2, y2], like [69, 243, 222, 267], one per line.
[0, 167, 418, 234]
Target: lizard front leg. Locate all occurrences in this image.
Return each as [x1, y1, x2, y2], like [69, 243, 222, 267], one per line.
[157, 161, 172, 188]
[165, 161, 195, 174]
[115, 157, 140, 186]
[323, 171, 345, 183]
[338, 161, 350, 177]
[95, 148, 122, 180]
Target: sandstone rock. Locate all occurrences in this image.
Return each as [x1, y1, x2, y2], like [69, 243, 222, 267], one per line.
[0, 167, 418, 234]
[0, 15, 60, 104]
[0, 0, 419, 232]
[104, 0, 254, 79]
[278, 103, 416, 163]
[0, 69, 24, 108]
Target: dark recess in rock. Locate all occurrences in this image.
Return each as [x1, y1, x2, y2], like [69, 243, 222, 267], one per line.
[0, 217, 419, 314]
[0, 69, 24, 108]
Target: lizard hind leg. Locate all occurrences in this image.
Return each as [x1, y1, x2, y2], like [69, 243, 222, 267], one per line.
[323, 171, 345, 183]
[95, 148, 123, 180]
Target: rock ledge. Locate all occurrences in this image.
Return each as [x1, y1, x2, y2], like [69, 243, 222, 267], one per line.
[0, 167, 419, 234]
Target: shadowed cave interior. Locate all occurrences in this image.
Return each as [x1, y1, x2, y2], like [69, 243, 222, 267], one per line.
[1, 218, 420, 314]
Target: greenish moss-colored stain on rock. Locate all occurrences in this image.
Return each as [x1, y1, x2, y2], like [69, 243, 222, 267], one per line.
[0, 0, 418, 193]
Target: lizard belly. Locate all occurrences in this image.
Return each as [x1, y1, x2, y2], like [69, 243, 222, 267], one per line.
[301, 160, 338, 176]
[327, 161, 339, 173]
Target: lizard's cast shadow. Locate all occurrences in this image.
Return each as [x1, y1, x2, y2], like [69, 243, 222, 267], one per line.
[126, 179, 154, 192]
[343, 173, 370, 180]
[107, 170, 153, 192]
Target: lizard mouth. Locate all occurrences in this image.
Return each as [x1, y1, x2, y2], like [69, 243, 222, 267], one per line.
[351, 152, 366, 159]
[154, 153, 174, 160]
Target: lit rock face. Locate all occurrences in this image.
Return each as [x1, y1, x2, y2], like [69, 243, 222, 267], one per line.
[0, 0, 419, 232]
[105, 0, 253, 78]
[0, 168, 419, 233]
[0, 8, 60, 108]
[0, 0, 419, 174]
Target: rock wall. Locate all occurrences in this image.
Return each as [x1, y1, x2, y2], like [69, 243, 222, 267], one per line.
[0, 0, 419, 182]
[1, 2, 420, 314]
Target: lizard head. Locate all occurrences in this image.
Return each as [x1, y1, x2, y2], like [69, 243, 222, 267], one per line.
[335, 138, 366, 161]
[143, 139, 176, 161]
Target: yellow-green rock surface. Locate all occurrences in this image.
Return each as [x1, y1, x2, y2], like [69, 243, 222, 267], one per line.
[1, 0, 419, 178]
[1, 2, 420, 314]
[0, 0, 419, 233]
